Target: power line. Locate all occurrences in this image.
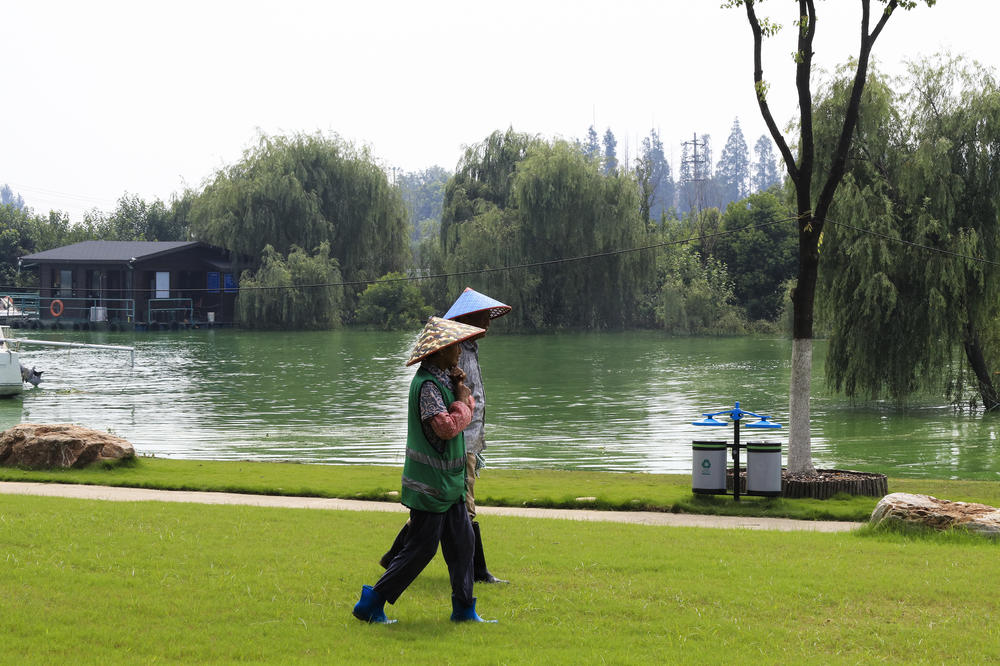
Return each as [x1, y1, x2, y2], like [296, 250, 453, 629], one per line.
[827, 218, 1000, 267]
[179, 217, 798, 293]
[3, 218, 795, 294]
[4, 181, 119, 207]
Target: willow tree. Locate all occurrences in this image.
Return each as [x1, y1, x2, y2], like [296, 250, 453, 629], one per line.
[440, 128, 540, 253]
[236, 243, 344, 329]
[513, 140, 651, 328]
[813, 70, 927, 401]
[820, 57, 1000, 410]
[440, 131, 650, 329]
[439, 129, 543, 323]
[189, 132, 409, 318]
[728, 0, 936, 474]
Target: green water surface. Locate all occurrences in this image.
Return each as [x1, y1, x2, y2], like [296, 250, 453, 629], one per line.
[2, 328, 998, 480]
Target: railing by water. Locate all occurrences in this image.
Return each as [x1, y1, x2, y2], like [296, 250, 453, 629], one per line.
[0, 293, 40, 320]
[147, 298, 194, 324]
[38, 296, 136, 323]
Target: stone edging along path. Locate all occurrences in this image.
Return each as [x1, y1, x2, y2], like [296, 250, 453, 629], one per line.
[0, 481, 862, 533]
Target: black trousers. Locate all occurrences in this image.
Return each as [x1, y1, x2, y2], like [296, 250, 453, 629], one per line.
[373, 500, 474, 606]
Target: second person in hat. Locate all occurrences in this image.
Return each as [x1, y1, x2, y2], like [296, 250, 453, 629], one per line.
[380, 287, 512, 584]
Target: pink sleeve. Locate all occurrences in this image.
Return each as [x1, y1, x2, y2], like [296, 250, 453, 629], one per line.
[428, 397, 474, 440]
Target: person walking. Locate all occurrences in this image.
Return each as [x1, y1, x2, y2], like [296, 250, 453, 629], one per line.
[380, 287, 511, 584]
[352, 316, 495, 624]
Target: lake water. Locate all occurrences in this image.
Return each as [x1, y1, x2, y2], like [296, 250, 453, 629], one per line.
[3, 328, 999, 481]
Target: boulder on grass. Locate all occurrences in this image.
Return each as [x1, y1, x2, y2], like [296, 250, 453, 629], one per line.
[870, 492, 1000, 537]
[0, 423, 135, 469]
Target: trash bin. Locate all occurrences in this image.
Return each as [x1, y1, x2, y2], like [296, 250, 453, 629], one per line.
[746, 441, 782, 496]
[692, 441, 727, 494]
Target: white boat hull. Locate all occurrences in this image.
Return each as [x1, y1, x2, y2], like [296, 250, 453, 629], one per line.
[0, 350, 23, 396]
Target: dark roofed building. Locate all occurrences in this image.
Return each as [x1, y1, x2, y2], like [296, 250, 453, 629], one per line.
[24, 240, 198, 264]
[20, 241, 238, 327]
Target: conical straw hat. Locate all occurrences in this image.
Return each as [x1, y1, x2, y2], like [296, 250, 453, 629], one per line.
[406, 316, 486, 366]
[443, 287, 512, 320]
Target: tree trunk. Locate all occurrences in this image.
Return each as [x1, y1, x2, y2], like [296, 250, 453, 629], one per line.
[963, 321, 1000, 411]
[788, 228, 820, 475]
[788, 338, 816, 474]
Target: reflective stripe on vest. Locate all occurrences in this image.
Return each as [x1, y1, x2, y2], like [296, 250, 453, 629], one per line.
[406, 447, 466, 471]
[401, 475, 445, 499]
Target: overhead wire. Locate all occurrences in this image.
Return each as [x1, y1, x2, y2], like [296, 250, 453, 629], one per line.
[825, 218, 1000, 267]
[0, 218, 795, 294]
[223, 217, 801, 292]
[4, 181, 119, 207]
[3, 213, 995, 295]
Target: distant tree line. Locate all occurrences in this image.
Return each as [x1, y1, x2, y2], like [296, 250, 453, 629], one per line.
[575, 118, 782, 222]
[0, 124, 795, 333]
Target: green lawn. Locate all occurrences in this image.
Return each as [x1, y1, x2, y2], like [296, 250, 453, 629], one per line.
[1, 492, 997, 664]
[3, 457, 1000, 522]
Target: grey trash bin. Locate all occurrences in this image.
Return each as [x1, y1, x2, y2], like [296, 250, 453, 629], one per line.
[692, 441, 727, 494]
[746, 441, 782, 496]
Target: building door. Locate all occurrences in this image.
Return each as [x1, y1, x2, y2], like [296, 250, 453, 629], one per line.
[155, 272, 170, 298]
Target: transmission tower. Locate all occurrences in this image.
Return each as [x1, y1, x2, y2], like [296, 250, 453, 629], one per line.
[681, 132, 708, 216]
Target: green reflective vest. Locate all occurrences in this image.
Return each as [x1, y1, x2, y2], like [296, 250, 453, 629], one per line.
[400, 367, 466, 513]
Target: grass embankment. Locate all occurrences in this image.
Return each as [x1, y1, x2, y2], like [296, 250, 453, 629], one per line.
[3, 457, 1000, 522]
[2, 493, 998, 664]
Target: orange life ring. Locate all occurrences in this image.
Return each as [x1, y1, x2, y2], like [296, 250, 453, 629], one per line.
[50, 299, 64, 317]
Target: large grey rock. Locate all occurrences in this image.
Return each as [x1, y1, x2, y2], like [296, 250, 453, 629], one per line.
[0, 423, 135, 469]
[870, 492, 1000, 536]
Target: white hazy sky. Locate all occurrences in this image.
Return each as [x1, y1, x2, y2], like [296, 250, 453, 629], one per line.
[2, 1, 997, 223]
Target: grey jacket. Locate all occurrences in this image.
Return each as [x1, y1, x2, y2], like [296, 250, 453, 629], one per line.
[459, 339, 486, 454]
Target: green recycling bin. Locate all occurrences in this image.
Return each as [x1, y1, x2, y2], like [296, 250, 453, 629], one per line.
[746, 441, 782, 496]
[692, 441, 727, 494]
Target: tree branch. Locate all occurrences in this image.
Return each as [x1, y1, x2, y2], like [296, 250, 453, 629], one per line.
[795, 0, 818, 221]
[745, 0, 798, 182]
[815, 0, 899, 223]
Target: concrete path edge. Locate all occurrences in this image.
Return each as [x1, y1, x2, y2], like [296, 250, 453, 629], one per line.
[0, 481, 862, 532]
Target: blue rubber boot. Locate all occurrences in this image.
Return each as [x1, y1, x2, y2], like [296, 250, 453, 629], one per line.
[352, 585, 397, 624]
[450, 596, 497, 623]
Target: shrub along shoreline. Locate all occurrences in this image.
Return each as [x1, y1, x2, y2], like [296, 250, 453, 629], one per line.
[2, 457, 998, 523]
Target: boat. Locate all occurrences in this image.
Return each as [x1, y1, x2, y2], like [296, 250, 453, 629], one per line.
[0, 295, 23, 319]
[0, 326, 26, 396]
[0, 324, 134, 397]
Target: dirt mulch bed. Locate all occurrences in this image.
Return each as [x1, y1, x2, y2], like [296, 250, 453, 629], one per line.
[728, 469, 888, 500]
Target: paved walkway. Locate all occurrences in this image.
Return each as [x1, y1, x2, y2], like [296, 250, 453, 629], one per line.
[0, 481, 862, 532]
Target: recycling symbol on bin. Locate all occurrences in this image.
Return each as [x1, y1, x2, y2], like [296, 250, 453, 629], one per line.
[701, 459, 711, 469]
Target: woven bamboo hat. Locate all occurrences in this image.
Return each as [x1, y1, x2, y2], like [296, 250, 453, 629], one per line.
[406, 316, 486, 367]
[443, 287, 512, 321]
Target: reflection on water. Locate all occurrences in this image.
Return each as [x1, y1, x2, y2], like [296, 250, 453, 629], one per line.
[3, 329, 999, 480]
